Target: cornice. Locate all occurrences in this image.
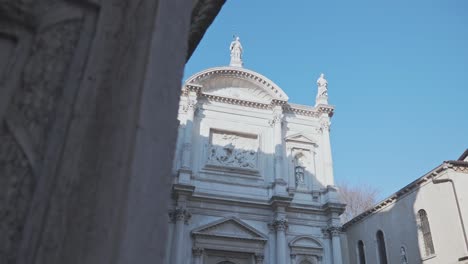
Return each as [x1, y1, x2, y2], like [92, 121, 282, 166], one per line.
[185, 66, 289, 101]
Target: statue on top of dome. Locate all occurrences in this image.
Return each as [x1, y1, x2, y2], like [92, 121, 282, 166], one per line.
[229, 35, 243, 67]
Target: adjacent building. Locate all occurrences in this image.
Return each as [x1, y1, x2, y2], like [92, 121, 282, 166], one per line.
[343, 151, 468, 264]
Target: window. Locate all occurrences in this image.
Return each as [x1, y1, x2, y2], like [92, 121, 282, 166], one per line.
[376, 230, 388, 264]
[358, 240, 366, 264]
[418, 209, 435, 256]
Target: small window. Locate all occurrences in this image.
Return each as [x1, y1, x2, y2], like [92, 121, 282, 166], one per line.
[376, 230, 388, 264]
[418, 209, 435, 256]
[358, 240, 366, 264]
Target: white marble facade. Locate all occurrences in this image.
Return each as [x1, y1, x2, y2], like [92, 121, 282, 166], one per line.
[167, 38, 345, 264]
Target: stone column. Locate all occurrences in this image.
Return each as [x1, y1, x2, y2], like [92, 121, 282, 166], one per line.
[270, 105, 286, 194]
[328, 226, 343, 264]
[170, 207, 191, 264]
[273, 219, 288, 264]
[192, 247, 203, 264]
[290, 254, 297, 264]
[255, 254, 264, 264]
[320, 118, 334, 186]
[179, 90, 197, 183]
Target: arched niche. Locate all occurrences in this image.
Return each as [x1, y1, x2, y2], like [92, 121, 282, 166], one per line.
[289, 235, 324, 263]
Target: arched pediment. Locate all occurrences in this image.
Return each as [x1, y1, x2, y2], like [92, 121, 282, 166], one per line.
[185, 66, 289, 104]
[290, 236, 323, 249]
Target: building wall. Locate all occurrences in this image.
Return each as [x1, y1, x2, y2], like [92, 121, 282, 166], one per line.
[168, 67, 345, 264]
[344, 168, 468, 264]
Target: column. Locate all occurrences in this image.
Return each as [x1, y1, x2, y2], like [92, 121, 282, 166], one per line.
[320, 118, 334, 186]
[271, 105, 286, 194]
[192, 247, 203, 264]
[179, 90, 197, 183]
[255, 254, 264, 264]
[328, 226, 343, 264]
[170, 207, 191, 264]
[273, 219, 288, 263]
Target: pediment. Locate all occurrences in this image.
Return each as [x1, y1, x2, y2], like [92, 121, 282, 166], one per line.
[285, 133, 316, 145]
[203, 84, 272, 104]
[192, 217, 267, 240]
[185, 67, 289, 104]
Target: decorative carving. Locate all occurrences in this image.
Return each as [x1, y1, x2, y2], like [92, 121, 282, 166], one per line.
[192, 247, 204, 256]
[206, 132, 258, 170]
[12, 19, 83, 160]
[169, 207, 191, 223]
[326, 225, 342, 236]
[272, 219, 288, 232]
[290, 254, 297, 259]
[254, 254, 264, 263]
[182, 98, 197, 113]
[0, 122, 35, 264]
[317, 120, 330, 133]
[269, 111, 283, 127]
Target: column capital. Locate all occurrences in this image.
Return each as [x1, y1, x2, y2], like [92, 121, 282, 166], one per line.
[272, 219, 288, 232]
[169, 207, 191, 224]
[326, 225, 343, 236]
[192, 247, 203, 256]
[254, 254, 264, 264]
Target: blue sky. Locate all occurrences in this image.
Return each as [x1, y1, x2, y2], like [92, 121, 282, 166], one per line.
[184, 0, 468, 199]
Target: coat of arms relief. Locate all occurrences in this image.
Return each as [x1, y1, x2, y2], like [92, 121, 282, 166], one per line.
[206, 130, 258, 170]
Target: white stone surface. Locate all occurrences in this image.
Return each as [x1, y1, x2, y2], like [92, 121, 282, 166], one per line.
[167, 40, 344, 264]
[342, 158, 468, 264]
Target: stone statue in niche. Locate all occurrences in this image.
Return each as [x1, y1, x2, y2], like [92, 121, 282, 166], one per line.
[207, 133, 257, 169]
[400, 246, 408, 264]
[294, 153, 308, 187]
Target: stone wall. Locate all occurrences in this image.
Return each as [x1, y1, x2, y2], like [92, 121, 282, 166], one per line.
[0, 0, 223, 263]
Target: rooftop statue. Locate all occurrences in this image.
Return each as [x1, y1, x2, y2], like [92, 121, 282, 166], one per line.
[317, 73, 328, 96]
[229, 36, 243, 67]
[315, 73, 329, 106]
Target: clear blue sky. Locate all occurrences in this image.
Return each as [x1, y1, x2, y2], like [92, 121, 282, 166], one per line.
[184, 0, 468, 199]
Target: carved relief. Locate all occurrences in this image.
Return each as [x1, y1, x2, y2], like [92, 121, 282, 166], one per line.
[0, 122, 35, 264]
[11, 19, 83, 160]
[206, 131, 258, 170]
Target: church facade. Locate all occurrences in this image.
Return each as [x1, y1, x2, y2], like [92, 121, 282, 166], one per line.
[166, 38, 346, 264]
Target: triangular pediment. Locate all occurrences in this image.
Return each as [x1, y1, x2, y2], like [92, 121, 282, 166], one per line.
[192, 217, 267, 240]
[285, 133, 316, 145]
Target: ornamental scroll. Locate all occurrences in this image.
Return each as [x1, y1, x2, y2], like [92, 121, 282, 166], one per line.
[206, 130, 258, 170]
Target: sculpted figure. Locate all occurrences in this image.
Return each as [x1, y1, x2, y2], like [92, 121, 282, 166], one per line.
[400, 246, 408, 264]
[229, 36, 243, 66]
[230, 36, 243, 59]
[317, 73, 328, 97]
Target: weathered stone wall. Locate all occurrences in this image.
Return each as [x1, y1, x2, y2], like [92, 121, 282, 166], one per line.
[0, 0, 216, 263]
